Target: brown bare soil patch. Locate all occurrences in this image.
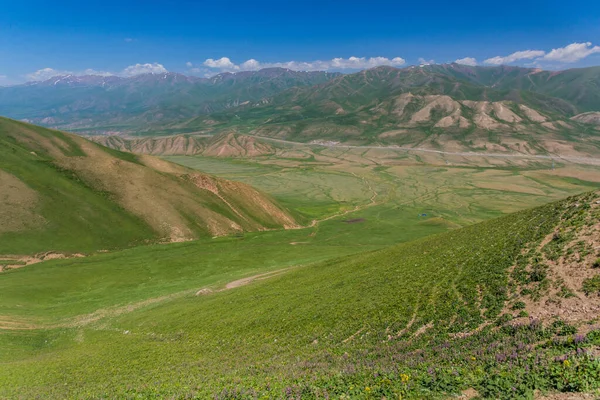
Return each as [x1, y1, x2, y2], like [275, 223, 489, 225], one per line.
[0, 171, 45, 234]
[520, 104, 548, 122]
[58, 136, 297, 241]
[506, 193, 600, 326]
[392, 93, 415, 117]
[410, 95, 461, 124]
[378, 129, 408, 139]
[461, 100, 508, 130]
[456, 388, 480, 399]
[203, 132, 275, 157]
[492, 102, 522, 123]
[0, 252, 85, 272]
[572, 112, 600, 126]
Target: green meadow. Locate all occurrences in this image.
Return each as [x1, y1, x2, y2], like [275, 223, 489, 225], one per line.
[2, 192, 600, 399]
[3, 144, 600, 398]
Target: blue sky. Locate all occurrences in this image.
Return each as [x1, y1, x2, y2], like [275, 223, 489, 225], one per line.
[1, 0, 600, 84]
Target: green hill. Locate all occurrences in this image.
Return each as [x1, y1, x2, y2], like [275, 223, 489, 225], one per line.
[1, 191, 599, 398]
[426, 64, 600, 113]
[0, 117, 299, 256]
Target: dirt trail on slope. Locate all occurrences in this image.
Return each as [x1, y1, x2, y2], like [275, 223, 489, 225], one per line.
[0, 267, 295, 331]
[0, 252, 86, 272]
[223, 268, 293, 289]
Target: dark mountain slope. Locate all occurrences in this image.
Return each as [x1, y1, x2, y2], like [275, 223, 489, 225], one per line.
[0, 69, 339, 133]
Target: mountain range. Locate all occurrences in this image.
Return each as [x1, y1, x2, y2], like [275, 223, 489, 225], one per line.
[0, 69, 339, 133]
[2, 64, 600, 156]
[174, 64, 600, 155]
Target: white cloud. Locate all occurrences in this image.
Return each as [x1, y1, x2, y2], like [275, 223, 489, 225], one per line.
[25, 62, 168, 82]
[455, 57, 477, 66]
[199, 56, 406, 73]
[186, 61, 193, 67]
[542, 42, 600, 63]
[482, 42, 600, 67]
[120, 63, 168, 77]
[26, 68, 72, 81]
[124, 38, 136, 43]
[484, 50, 546, 65]
[418, 57, 435, 65]
[240, 59, 261, 70]
[203, 57, 237, 70]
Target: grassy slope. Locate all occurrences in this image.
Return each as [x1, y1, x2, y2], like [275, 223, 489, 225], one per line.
[0, 118, 299, 255]
[2, 193, 600, 398]
[0, 118, 156, 254]
[0, 229, 378, 323]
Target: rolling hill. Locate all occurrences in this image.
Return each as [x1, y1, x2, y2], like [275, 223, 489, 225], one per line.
[93, 131, 277, 157]
[0, 69, 339, 133]
[1, 190, 599, 398]
[0, 117, 299, 256]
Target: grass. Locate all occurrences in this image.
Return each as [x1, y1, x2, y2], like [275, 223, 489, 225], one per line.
[0, 118, 304, 255]
[4, 120, 600, 398]
[2, 193, 600, 398]
[165, 152, 600, 233]
[0, 229, 379, 323]
[0, 119, 156, 254]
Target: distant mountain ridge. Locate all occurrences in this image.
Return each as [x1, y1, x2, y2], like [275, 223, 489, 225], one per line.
[173, 64, 600, 155]
[93, 132, 277, 158]
[2, 64, 600, 156]
[0, 68, 340, 133]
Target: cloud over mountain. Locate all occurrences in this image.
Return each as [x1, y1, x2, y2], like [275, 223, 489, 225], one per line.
[484, 42, 600, 66]
[455, 57, 477, 66]
[195, 56, 406, 74]
[26, 68, 72, 81]
[542, 42, 600, 63]
[484, 50, 546, 65]
[25, 63, 168, 81]
[121, 63, 168, 77]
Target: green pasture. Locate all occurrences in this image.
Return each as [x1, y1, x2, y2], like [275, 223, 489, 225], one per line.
[2, 193, 600, 399]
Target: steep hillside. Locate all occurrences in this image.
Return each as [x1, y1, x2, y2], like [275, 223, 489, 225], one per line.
[573, 111, 600, 126]
[93, 132, 276, 157]
[180, 67, 600, 155]
[0, 69, 339, 133]
[0, 118, 298, 255]
[2, 191, 600, 398]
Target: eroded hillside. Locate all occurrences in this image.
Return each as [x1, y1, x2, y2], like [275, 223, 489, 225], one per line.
[179, 66, 600, 156]
[0, 118, 298, 256]
[93, 132, 276, 157]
